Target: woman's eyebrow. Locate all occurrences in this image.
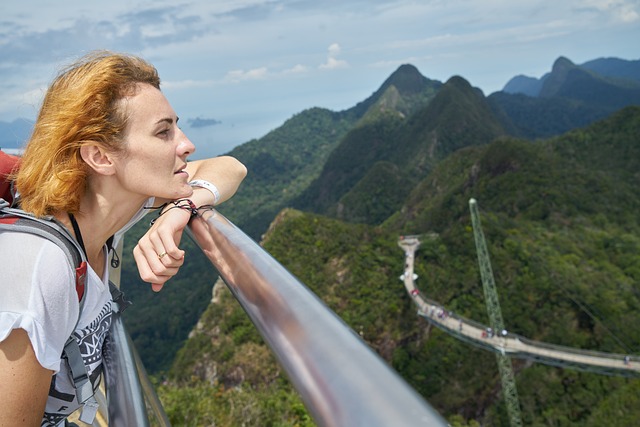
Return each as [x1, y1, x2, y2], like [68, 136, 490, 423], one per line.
[155, 116, 179, 126]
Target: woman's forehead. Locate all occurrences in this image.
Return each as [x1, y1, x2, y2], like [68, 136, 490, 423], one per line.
[124, 83, 176, 125]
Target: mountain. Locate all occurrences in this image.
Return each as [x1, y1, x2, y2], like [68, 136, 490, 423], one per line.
[222, 56, 639, 240]
[348, 63, 442, 119]
[293, 75, 506, 225]
[216, 107, 358, 239]
[581, 57, 640, 84]
[222, 64, 441, 239]
[538, 57, 640, 110]
[500, 74, 542, 97]
[489, 56, 640, 140]
[502, 56, 640, 96]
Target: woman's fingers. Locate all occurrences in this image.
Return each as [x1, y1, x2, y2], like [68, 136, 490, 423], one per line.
[134, 204, 190, 291]
[133, 242, 183, 291]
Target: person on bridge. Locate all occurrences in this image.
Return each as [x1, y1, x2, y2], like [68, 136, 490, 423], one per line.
[0, 50, 247, 426]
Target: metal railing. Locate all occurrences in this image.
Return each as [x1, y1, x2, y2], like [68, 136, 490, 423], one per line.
[96, 210, 448, 426]
[187, 209, 448, 426]
[103, 238, 172, 427]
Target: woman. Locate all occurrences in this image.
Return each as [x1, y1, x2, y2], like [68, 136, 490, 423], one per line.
[0, 51, 247, 426]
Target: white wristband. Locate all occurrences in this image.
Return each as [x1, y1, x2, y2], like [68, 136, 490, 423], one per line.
[189, 179, 221, 205]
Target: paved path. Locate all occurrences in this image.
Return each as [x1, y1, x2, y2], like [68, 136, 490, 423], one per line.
[398, 235, 639, 377]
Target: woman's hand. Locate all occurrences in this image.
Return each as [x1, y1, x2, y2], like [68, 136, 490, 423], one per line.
[132, 206, 191, 292]
[133, 155, 246, 291]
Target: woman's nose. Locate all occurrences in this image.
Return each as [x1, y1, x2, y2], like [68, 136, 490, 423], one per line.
[178, 129, 196, 156]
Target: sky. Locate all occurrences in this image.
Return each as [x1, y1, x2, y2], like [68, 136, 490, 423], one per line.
[1, 0, 639, 158]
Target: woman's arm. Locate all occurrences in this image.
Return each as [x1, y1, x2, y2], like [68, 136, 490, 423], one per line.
[186, 155, 248, 206]
[133, 155, 247, 291]
[158, 155, 247, 207]
[0, 329, 53, 426]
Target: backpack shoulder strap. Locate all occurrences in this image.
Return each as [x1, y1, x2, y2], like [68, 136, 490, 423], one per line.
[62, 335, 99, 423]
[0, 202, 88, 301]
[109, 280, 132, 314]
[0, 201, 100, 422]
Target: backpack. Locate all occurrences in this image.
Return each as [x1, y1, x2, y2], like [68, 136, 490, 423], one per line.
[0, 150, 129, 423]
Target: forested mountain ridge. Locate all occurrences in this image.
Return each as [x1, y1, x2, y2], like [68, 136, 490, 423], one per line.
[293, 75, 507, 225]
[219, 63, 442, 239]
[581, 57, 640, 84]
[221, 56, 640, 239]
[214, 107, 356, 239]
[503, 56, 640, 96]
[388, 105, 640, 233]
[350, 63, 442, 121]
[162, 107, 640, 426]
[492, 56, 640, 140]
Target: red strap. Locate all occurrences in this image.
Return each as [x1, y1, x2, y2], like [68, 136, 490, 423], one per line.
[0, 151, 20, 205]
[75, 261, 87, 301]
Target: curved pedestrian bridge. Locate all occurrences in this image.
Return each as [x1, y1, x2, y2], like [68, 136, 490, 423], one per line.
[398, 235, 639, 378]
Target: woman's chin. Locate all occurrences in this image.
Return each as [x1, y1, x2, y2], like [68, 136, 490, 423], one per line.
[176, 186, 194, 199]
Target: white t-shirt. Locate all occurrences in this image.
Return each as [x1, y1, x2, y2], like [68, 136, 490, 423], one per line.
[0, 199, 153, 426]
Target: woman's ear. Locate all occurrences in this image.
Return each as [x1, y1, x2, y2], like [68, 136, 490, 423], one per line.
[80, 144, 116, 176]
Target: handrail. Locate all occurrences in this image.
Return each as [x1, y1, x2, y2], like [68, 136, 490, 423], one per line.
[105, 314, 151, 426]
[187, 210, 448, 427]
[105, 238, 172, 427]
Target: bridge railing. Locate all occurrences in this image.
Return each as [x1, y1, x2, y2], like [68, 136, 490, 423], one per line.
[409, 288, 640, 376]
[185, 209, 448, 426]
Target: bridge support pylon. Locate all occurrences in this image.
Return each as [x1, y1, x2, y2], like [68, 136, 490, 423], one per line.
[469, 198, 523, 427]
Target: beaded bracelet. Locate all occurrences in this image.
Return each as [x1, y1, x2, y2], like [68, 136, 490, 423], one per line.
[147, 199, 216, 226]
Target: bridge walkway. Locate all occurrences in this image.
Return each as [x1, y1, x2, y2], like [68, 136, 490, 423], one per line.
[398, 235, 639, 377]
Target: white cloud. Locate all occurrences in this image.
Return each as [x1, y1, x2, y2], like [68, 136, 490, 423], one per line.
[284, 64, 309, 74]
[577, 0, 640, 22]
[224, 67, 269, 82]
[327, 42, 341, 56]
[617, 3, 640, 22]
[319, 57, 349, 70]
[319, 43, 349, 70]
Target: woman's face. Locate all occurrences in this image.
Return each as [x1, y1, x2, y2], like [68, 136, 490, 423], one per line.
[114, 83, 196, 201]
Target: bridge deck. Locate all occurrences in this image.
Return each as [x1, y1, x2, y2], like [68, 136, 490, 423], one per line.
[398, 236, 639, 377]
